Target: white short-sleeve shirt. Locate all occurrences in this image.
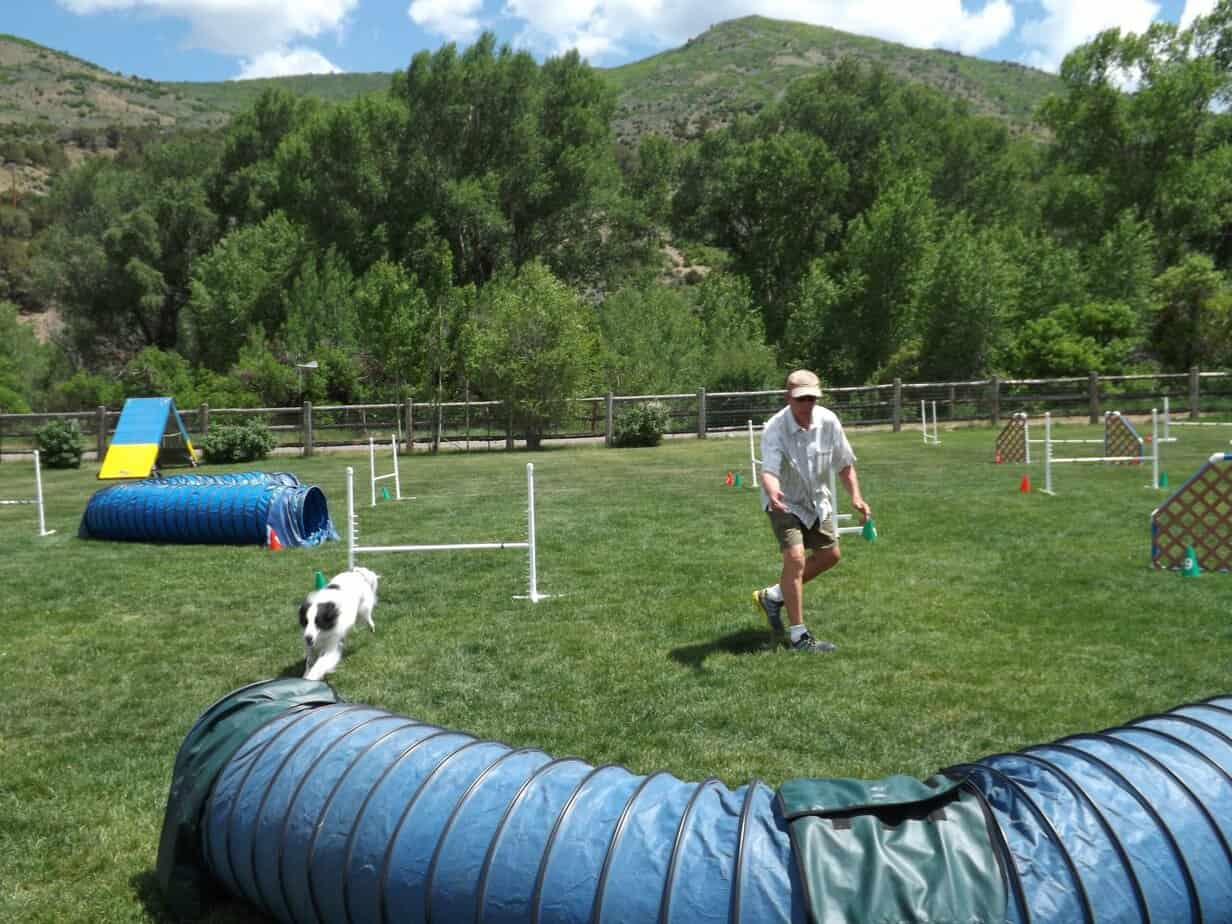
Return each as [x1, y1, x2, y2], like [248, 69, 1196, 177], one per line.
[759, 404, 856, 527]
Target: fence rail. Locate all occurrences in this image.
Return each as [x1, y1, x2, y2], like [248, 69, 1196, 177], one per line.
[2, 368, 1230, 459]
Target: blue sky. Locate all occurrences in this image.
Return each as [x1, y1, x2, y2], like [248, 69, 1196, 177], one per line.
[0, 0, 1218, 83]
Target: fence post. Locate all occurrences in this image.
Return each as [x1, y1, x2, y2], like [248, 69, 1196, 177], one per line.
[302, 402, 314, 458]
[404, 399, 414, 453]
[697, 388, 707, 438]
[96, 405, 107, 459]
[1190, 365, 1200, 419]
[1088, 371, 1101, 423]
[948, 384, 956, 420]
[506, 402, 514, 450]
[892, 378, 902, 433]
[989, 376, 1000, 427]
[605, 392, 614, 447]
[199, 403, 209, 439]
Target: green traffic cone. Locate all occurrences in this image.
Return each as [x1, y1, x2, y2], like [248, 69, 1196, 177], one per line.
[734, 472, 743, 488]
[1181, 545, 1201, 577]
[382, 486, 391, 500]
[862, 517, 877, 542]
[1159, 470, 1168, 489]
[314, 570, 328, 590]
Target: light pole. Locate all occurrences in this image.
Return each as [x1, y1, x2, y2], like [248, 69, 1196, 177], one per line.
[296, 360, 318, 399]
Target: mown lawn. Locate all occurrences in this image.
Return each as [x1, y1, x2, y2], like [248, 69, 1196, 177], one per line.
[2, 420, 1229, 922]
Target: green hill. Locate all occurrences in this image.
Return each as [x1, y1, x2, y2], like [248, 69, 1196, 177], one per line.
[1, 17, 1059, 146]
[603, 16, 1059, 142]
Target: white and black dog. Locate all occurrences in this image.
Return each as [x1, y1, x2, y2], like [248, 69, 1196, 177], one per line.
[299, 567, 379, 681]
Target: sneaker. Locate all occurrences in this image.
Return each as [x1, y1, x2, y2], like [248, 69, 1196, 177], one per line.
[753, 589, 784, 635]
[791, 632, 837, 654]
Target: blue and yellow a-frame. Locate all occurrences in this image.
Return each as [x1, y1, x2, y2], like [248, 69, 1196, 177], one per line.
[98, 397, 199, 480]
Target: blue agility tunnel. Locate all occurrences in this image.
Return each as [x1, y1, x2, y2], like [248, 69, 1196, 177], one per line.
[80, 473, 338, 547]
[157, 681, 1232, 922]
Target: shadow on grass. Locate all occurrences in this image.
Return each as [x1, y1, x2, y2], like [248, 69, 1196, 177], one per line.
[669, 628, 774, 670]
[132, 863, 272, 922]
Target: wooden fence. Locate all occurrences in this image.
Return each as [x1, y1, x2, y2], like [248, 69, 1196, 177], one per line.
[1, 368, 1230, 459]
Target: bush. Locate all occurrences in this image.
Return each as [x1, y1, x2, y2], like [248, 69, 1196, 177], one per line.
[200, 421, 277, 464]
[613, 401, 669, 448]
[36, 418, 84, 468]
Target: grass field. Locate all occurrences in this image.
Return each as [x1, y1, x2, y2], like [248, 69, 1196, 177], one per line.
[2, 420, 1230, 922]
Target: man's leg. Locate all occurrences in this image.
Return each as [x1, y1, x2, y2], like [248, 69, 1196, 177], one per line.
[779, 545, 807, 627]
[802, 544, 840, 584]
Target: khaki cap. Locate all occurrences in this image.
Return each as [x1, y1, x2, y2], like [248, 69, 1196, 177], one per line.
[786, 369, 822, 399]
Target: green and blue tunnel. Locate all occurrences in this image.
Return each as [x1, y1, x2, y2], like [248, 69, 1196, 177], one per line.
[158, 680, 1232, 922]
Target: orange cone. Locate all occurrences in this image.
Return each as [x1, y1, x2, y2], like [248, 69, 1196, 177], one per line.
[267, 526, 284, 550]
[1019, 474, 1031, 493]
[724, 471, 734, 487]
[995, 450, 1003, 464]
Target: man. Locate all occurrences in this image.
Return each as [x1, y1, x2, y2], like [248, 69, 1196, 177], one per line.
[753, 369, 871, 653]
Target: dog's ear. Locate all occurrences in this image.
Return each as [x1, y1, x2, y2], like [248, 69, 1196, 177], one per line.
[298, 601, 310, 627]
[315, 601, 340, 630]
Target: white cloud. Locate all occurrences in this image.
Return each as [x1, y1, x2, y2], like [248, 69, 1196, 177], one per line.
[1017, 0, 1160, 73]
[236, 46, 343, 79]
[57, 0, 357, 59]
[407, 0, 485, 43]
[1180, 0, 1217, 30]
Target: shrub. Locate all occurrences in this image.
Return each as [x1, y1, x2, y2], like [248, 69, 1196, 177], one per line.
[200, 421, 277, 464]
[36, 418, 84, 468]
[613, 400, 669, 448]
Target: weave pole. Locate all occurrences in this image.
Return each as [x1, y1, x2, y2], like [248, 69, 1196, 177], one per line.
[346, 463, 547, 601]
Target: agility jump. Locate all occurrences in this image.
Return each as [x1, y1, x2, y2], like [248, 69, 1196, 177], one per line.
[1151, 452, 1232, 573]
[0, 450, 54, 537]
[345, 462, 547, 602]
[1038, 411, 1159, 495]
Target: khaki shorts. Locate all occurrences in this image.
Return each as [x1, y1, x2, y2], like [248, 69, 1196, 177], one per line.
[767, 509, 838, 552]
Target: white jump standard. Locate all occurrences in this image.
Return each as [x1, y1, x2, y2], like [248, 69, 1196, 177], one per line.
[368, 435, 405, 506]
[345, 462, 548, 602]
[920, 400, 940, 445]
[0, 449, 55, 536]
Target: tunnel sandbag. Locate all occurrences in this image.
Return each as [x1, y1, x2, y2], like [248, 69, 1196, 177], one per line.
[777, 773, 1008, 924]
[79, 472, 338, 546]
[163, 683, 1232, 923]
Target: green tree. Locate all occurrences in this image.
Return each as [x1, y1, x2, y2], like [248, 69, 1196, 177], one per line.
[31, 140, 219, 362]
[208, 88, 319, 226]
[274, 94, 404, 274]
[597, 284, 704, 393]
[674, 124, 848, 339]
[918, 214, 1020, 380]
[832, 173, 937, 382]
[1010, 302, 1139, 376]
[1150, 253, 1232, 370]
[0, 300, 51, 411]
[691, 272, 777, 390]
[463, 260, 600, 448]
[183, 212, 308, 370]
